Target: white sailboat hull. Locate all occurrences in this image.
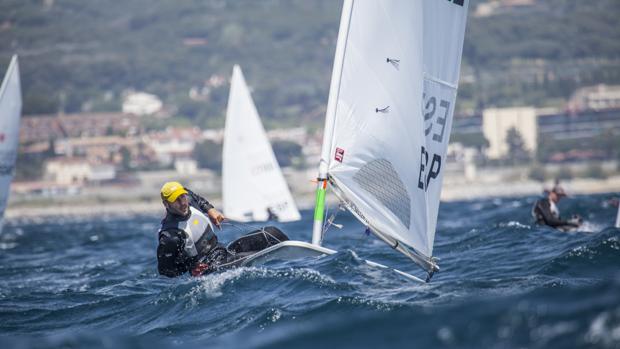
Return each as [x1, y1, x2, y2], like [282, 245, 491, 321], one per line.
[235, 240, 424, 283]
[240, 240, 336, 265]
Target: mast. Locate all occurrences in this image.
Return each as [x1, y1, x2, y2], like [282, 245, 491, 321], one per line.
[311, 0, 354, 245]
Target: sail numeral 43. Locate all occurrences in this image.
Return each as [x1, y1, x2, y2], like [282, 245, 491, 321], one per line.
[423, 94, 451, 144]
[450, 0, 464, 6]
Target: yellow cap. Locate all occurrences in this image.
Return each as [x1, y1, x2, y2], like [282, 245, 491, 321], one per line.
[160, 181, 188, 203]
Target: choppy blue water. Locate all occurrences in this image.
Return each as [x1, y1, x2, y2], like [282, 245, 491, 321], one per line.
[1, 193, 619, 348]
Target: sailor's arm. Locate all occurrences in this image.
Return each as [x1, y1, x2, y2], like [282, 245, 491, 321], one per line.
[565, 214, 583, 227]
[186, 188, 225, 228]
[157, 230, 192, 277]
[537, 202, 576, 228]
[186, 188, 214, 212]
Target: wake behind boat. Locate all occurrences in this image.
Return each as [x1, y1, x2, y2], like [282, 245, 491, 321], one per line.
[0, 55, 22, 234]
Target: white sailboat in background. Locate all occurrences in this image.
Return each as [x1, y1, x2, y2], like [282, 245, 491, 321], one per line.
[615, 204, 619, 228]
[222, 65, 301, 222]
[240, 0, 469, 282]
[0, 55, 23, 233]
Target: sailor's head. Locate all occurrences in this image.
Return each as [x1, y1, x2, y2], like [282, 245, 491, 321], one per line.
[549, 184, 567, 202]
[161, 181, 189, 215]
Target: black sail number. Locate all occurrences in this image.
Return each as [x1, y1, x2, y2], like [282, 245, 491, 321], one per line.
[423, 95, 436, 136]
[433, 100, 450, 143]
[423, 94, 451, 144]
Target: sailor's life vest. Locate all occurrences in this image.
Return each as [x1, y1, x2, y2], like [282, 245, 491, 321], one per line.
[157, 206, 218, 277]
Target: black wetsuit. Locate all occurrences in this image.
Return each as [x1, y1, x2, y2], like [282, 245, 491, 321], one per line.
[532, 198, 579, 230]
[156, 189, 289, 277]
[156, 189, 222, 277]
[266, 207, 279, 221]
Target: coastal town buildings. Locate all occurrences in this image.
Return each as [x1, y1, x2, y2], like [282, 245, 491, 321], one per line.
[568, 84, 620, 111]
[144, 127, 202, 166]
[19, 112, 140, 143]
[12, 83, 620, 200]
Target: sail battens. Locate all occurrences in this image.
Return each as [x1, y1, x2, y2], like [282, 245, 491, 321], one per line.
[423, 73, 458, 90]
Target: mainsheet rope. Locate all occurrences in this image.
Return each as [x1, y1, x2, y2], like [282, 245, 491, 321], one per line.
[221, 220, 284, 243]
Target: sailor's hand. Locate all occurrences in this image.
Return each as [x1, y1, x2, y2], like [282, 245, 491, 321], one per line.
[568, 214, 583, 226]
[207, 208, 225, 229]
[190, 263, 210, 277]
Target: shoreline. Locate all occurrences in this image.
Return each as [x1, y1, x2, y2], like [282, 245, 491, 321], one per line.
[5, 176, 620, 220]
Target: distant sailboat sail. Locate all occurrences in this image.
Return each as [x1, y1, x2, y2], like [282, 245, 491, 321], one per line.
[314, 0, 469, 275]
[616, 205, 620, 228]
[222, 65, 301, 222]
[0, 55, 23, 233]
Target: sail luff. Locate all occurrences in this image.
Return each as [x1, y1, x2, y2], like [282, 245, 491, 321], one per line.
[318, 0, 354, 171]
[312, 0, 354, 245]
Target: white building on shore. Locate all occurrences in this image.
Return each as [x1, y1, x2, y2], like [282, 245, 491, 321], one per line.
[45, 158, 116, 185]
[482, 107, 537, 160]
[122, 92, 163, 116]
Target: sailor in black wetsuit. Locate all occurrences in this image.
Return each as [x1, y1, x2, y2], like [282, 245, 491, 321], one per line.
[157, 181, 227, 277]
[531, 184, 582, 231]
[156, 181, 289, 278]
[266, 207, 279, 221]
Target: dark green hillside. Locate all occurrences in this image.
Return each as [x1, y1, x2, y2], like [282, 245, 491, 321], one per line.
[0, 0, 619, 128]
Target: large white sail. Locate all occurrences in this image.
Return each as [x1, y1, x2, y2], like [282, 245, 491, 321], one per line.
[0, 55, 23, 232]
[616, 204, 620, 228]
[321, 0, 468, 272]
[222, 65, 301, 222]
